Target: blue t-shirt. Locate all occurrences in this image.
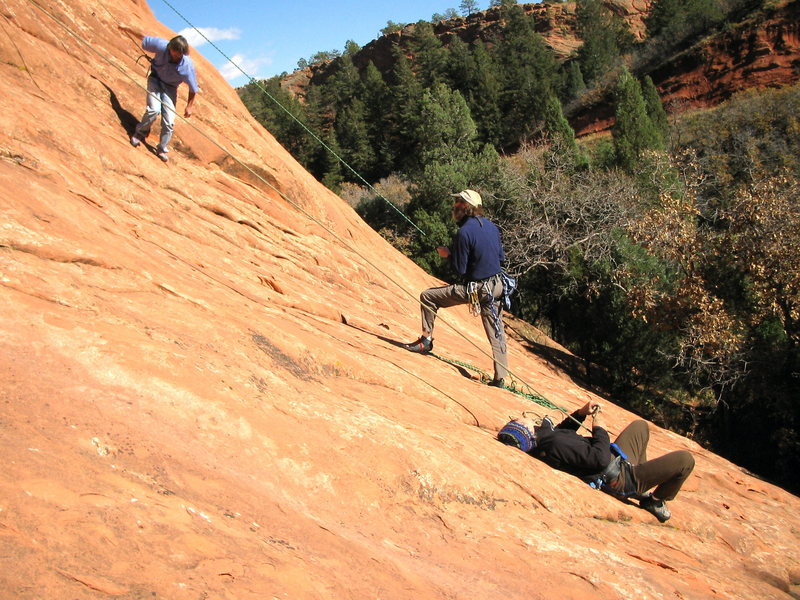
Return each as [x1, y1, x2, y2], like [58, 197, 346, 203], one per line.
[143, 36, 199, 93]
[449, 216, 505, 281]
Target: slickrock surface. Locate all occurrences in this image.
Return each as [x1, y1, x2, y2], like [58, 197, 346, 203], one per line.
[1, 1, 798, 598]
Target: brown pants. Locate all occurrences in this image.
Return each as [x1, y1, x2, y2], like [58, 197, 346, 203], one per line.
[420, 276, 508, 381]
[614, 420, 695, 501]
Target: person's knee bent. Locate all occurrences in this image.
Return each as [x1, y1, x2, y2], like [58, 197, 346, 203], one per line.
[675, 450, 695, 475]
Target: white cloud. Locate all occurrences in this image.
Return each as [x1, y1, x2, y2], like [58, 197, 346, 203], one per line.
[178, 26, 240, 48]
[218, 53, 273, 83]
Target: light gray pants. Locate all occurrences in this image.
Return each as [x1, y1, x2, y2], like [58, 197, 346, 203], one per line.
[135, 75, 178, 154]
[420, 275, 508, 381]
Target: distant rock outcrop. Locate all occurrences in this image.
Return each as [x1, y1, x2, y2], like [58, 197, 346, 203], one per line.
[571, 0, 800, 137]
[1, 1, 799, 598]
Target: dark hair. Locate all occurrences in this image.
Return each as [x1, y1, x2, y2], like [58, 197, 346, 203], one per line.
[168, 35, 189, 55]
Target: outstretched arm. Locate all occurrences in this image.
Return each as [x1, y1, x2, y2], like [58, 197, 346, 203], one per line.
[118, 23, 145, 42]
[184, 90, 196, 118]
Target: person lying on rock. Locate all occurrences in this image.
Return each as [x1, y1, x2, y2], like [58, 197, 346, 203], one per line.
[118, 24, 199, 163]
[497, 401, 694, 522]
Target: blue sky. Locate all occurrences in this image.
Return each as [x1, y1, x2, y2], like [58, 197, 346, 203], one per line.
[149, 0, 485, 85]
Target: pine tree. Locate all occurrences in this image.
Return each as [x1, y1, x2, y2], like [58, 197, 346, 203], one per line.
[386, 50, 425, 173]
[460, 0, 479, 15]
[335, 97, 376, 182]
[410, 21, 449, 87]
[446, 35, 473, 91]
[362, 61, 395, 178]
[466, 41, 503, 147]
[563, 60, 587, 102]
[495, 1, 559, 146]
[541, 92, 577, 151]
[319, 130, 344, 191]
[612, 67, 663, 171]
[576, 0, 632, 86]
[416, 82, 479, 167]
[327, 54, 363, 107]
[642, 75, 669, 146]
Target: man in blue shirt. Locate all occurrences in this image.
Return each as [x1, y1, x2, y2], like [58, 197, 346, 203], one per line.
[119, 25, 199, 162]
[403, 189, 509, 386]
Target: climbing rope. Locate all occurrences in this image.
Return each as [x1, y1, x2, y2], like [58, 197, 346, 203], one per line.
[24, 0, 588, 432]
[430, 352, 566, 413]
[157, 0, 426, 238]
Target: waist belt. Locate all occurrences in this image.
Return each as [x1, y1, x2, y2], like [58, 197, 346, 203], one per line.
[585, 451, 639, 498]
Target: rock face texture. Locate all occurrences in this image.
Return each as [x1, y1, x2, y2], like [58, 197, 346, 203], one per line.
[1, 1, 799, 599]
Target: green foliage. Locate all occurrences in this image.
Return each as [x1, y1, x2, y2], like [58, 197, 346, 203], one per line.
[381, 21, 406, 35]
[334, 98, 375, 179]
[641, 75, 669, 142]
[612, 67, 665, 172]
[562, 60, 587, 102]
[460, 0, 480, 16]
[541, 93, 577, 152]
[410, 21, 449, 86]
[576, 0, 632, 86]
[237, 77, 319, 172]
[450, 40, 503, 146]
[495, 2, 560, 146]
[361, 62, 396, 179]
[385, 51, 425, 174]
[673, 85, 800, 187]
[646, 0, 724, 41]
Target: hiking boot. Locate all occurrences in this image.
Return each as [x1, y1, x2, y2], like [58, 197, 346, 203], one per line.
[640, 496, 671, 523]
[157, 151, 169, 163]
[403, 337, 432, 353]
[488, 378, 505, 388]
[130, 134, 142, 147]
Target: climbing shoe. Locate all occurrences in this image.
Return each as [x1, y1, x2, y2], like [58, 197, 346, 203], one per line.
[488, 378, 505, 388]
[403, 337, 432, 353]
[640, 496, 671, 523]
[130, 134, 142, 147]
[157, 151, 169, 163]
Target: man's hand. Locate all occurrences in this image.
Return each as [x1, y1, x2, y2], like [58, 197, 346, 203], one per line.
[436, 246, 450, 258]
[184, 91, 196, 118]
[578, 400, 601, 416]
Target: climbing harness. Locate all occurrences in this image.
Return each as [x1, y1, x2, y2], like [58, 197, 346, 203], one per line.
[584, 443, 643, 499]
[467, 281, 481, 316]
